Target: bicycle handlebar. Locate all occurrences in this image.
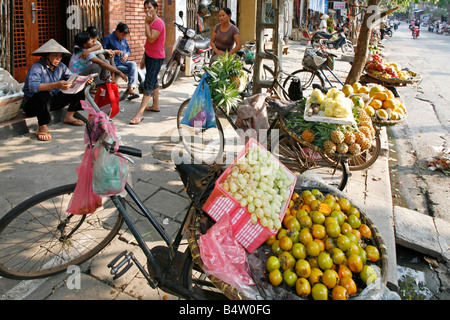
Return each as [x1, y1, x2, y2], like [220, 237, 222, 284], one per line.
[79, 83, 143, 159]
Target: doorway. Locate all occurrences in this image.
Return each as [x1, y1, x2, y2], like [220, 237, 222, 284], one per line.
[13, 0, 64, 82]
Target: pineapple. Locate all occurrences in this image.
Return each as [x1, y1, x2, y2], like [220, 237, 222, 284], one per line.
[330, 130, 344, 144]
[337, 142, 349, 154]
[324, 140, 337, 155]
[344, 131, 356, 145]
[301, 129, 315, 143]
[349, 143, 362, 154]
[359, 126, 373, 140]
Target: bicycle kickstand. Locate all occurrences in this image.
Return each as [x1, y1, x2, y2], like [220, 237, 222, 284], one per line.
[107, 250, 158, 289]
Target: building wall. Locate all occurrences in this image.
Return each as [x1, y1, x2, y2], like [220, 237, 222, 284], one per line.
[103, 0, 164, 63]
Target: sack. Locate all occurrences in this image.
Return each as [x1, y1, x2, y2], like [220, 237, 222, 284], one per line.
[288, 78, 303, 101]
[94, 81, 120, 119]
[92, 135, 129, 197]
[67, 145, 103, 215]
[180, 74, 216, 129]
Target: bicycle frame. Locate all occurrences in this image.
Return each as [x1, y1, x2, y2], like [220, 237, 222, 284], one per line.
[83, 84, 208, 300]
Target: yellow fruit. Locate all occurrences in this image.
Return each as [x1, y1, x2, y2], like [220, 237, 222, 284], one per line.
[384, 90, 395, 100]
[342, 84, 354, 97]
[358, 86, 370, 94]
[383, 98, 401, 110]
[369, 99, 383, 110]
[352, 82, 362, 92]
[364, 105, 376, 117]
[371, 92, 388, 101]
[375, 109, 388, 120]
[351, 95, 365, 108]
[369, 85, 384, 97]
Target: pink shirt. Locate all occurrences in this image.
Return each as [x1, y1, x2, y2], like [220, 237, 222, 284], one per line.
[144, 17, 166, 59]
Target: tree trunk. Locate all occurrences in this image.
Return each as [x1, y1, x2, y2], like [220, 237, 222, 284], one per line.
[345, 0, 379, 85]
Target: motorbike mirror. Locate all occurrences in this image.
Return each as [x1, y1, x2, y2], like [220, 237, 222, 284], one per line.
[179, 11, 183, 19]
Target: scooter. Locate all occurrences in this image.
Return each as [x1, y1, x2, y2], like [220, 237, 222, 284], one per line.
[311, 28, 354, 54]
[436, 23, 444, 34]
[412, 26, 420, 39]
[161, 11, 212, 89]
[384, 25, 393, 37]
[428, 23, 434, 32]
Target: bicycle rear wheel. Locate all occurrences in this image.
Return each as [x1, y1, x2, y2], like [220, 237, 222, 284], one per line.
[283, 68, 325, 98]
[177, 98, 225, 165]
[323, 133, 381, 171]
[0, 184, 123, 279]
[272, 135, 348, 190]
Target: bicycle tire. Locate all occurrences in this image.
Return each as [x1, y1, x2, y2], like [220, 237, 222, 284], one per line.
[283, 69, 325, 98]
[323, 133, 381, 171]
[272, 135, 348, 190]
[341, 41, 354, 54]
[162, 59, 180, 89]
[0, 184, 123, 279]
[176, 98, 225, 165]
[180, 246, 228, 299]
[261, 64, 286, 99]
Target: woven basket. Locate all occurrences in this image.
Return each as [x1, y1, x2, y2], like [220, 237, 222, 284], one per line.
[365, 71, 422, 85]
[302, 50, 334, 71]
[186, 180, 389, 300]
[372, 111, 407, 125]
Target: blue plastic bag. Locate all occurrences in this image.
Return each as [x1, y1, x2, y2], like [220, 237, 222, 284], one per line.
[180, 74, 216, 129]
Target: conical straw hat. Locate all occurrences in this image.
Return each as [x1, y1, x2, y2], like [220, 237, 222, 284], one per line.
[32, 39, 71, 56]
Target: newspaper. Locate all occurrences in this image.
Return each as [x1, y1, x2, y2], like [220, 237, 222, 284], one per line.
[62, 73, 98, 94]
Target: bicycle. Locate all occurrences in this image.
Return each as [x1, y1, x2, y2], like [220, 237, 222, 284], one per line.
[277, 46, 382, 171]
[176, 50, 350, 190]
[0, 83, 228, 300]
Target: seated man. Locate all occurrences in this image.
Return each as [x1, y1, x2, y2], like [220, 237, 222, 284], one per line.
[22, 39, 93, 141]
[103, 22, 139, 100]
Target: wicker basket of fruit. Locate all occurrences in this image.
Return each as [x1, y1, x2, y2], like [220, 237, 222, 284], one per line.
[186, 176, 389, 300]
[364, 54, 422, 85]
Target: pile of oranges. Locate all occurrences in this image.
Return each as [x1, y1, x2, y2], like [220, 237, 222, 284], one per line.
[265, 189, 381, 300]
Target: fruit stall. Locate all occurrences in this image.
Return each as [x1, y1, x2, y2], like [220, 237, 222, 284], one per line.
[181, 52, 402, 300]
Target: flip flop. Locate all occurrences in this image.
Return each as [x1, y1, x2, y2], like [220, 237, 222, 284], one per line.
[129, 116, 144, 125]
[64, 119, 84, 126]
[35, 132, 52, 141]
[127, 93, 140, 100]
[145, 107, 160, 112]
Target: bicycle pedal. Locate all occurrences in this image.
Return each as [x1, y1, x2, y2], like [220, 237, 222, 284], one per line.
[108, 250, 134, 280]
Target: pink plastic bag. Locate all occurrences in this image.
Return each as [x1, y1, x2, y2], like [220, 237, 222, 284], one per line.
[199, 215, 255, 292]
[66, 145, 103, 215]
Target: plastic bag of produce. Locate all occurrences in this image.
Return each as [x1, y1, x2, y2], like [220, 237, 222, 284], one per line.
[199, 214, 259, 298]
[180, 74, 216, 129]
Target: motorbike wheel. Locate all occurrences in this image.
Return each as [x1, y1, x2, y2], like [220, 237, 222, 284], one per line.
[161, 59, 181, 89]
[387, 30, 393, 37]
[341, 41, 354, 54]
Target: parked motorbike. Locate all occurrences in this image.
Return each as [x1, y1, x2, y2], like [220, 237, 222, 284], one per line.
[412, 26, 420, 39]
[383, 25, 393, 37]
[161, 11, 212, 89]
[311, 28, 354, 54]
[428, 23, 434, 32]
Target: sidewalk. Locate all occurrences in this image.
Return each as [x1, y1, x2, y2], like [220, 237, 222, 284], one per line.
[0, 41, 399, 299]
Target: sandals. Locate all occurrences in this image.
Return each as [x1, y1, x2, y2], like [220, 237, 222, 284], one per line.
[35, 131, 52, 141]
[64, 119, 84, 126]
[129, 116, 144, 125]
[127, 93, 140, 100]
[145, 106, 160, 112]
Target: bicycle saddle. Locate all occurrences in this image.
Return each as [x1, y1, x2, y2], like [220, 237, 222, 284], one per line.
[266, 97, 297, 117]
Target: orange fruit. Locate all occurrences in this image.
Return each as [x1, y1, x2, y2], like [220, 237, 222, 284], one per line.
[338, 264, 352, 280]
[340, 276, 357, 295]
[359, 224, 372, 238]
[337, 197, 351, 212]
[279, 236, 293, 251]
[322, 269, 339, 289]
[332, 285, 348, 300]
[365, 245, 380, 262]
[347, 254, 363, 273]
[312, 224, 326, 240]
[269, 269, 283, 286]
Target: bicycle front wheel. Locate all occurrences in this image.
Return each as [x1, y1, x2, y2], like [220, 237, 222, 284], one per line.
[0, 184, 123, 279]
[283, 69, 325, 98]
[177, 98, 225, 165]
[272, 135, 348, 190]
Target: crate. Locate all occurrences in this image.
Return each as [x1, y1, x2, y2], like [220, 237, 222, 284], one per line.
[202, 138, 297, 253]
[0, 92, 23, 122]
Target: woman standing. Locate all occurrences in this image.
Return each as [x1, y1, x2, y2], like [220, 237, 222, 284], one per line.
[129, 0, 166, 124]
[210, 7, 242, 63]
